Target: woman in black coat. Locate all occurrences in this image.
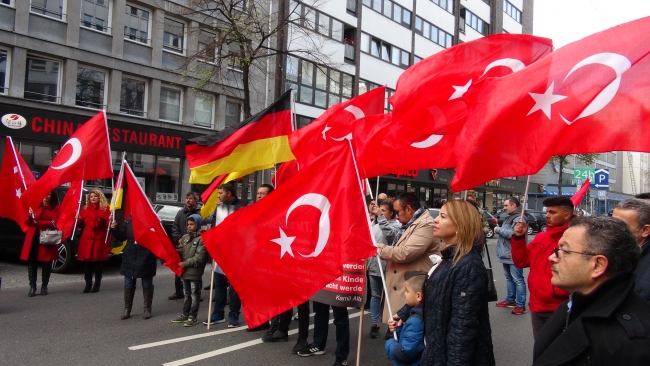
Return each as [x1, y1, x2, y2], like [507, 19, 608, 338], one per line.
[110, 216, 158, 320]
[421, 199, 495, 366]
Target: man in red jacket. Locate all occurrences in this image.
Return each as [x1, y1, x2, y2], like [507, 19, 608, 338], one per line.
[512, 196, 573, 339]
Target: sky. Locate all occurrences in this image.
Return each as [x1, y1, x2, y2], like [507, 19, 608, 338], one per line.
[533, 0, 650, 49]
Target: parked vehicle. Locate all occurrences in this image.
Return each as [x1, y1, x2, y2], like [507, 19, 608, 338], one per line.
[153, 203, 184, 241]
[483, 210, 498, 238]
[527, 211, 547, 232]
[496, 211, 539, 235]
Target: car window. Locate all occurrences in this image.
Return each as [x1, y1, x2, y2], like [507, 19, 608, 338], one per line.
[428, 209, 440, 219]
[157, 205, 182, 220]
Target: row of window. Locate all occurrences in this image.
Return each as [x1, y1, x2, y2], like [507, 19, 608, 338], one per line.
[285, 55, 354, 109]
[504, 0, 522, 23]
[294, 2, 344, 42]
[429, 0, 453, 14]
[0, 50, 241, 128]
[358, 80, 395, 112]
[415, 16, 454, 49]
[461, 8, 489, 35]
[360, 33, 411, 69]
[362, 0, 412, 28]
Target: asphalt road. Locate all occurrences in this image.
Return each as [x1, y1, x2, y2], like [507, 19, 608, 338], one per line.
[0, 237, 534, 366]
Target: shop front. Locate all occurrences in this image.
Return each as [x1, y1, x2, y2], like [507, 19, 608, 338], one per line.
[368, 169, 452, 208]
[0, 103, 201, 204]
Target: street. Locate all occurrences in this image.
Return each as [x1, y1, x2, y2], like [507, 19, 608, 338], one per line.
[0, 238, 533, 366]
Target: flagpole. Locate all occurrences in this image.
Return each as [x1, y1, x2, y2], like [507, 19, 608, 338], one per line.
[8, 136, 28, 192]
[356, 264, 367, 366]
[70, 180, 84, 241]
[106, 153, 125, 242]
[375, 177, 380, 200]
[207, 260, 216, 330]
[366, 179, 374, 199]
[346, 139, 397, 340]
[520, 176, 531, 222]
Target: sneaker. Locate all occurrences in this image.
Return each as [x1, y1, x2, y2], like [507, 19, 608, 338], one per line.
[203, 314, 226, 325]
[511, 306, 526, 315]
[369, 324, 380, 339]
[261, 330, 289, 343]
[184, 316, 198, 327]
[333, 358, 348, 366]
[496, 301, 516, 308]
[384, 330, 394, 340]
[291, 338, 309, 354]
[297, 344, 325, 357]
[171, 313, 189, 323]
[228, 313, 240, 328]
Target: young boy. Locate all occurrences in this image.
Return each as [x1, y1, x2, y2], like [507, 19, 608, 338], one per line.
[385, 271, 426, 366]
[171, 214, 208, 327]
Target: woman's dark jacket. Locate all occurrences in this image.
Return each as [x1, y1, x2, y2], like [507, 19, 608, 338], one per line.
[111, 217, 158, 278]
[420, 244, 495, 366]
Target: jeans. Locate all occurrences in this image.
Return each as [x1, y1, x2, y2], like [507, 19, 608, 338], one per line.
[182, 280, 201, 317]
[211, 272, 241, 318]
[124, 276, 153, 289]
[503, 263, 526, 308]
[174, 275, 183, 296]
[368, 275, 383, 324]
[313, 301, 349, 360]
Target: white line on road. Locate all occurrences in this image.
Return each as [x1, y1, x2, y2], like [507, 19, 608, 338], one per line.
[162, 310, 368, 366]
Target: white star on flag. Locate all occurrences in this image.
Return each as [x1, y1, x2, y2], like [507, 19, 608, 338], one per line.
[15, 188, 21, 198]
[527, 82, 568, 119]
[270, 228, 295, 258]
[449, 79, 472, 100]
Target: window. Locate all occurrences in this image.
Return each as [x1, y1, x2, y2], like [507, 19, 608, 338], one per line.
[415, 17, 453, 48]
[159, 86, 182, 123]
[0, 49, 8, 95]
[296, 115, 314, 128]
[76, 66, 105, 109]
[24, 56, 60, 103]
[504, 0, 522, 23]
[429, 0, 453, 13]
[225, 101, 241, 127]
[194, 94, 214, 128]
[155, 156, 181, 203]
[286, 56, 354, 109]
[1, 0, 13, 6]
[120, 77, 146, 116]
[361, 33, 410, 68]
[197, 30, 216, 63]
[81, 0, 110, 33]
[30, 0, 65, 20]
[163, 18, 185, 54]
[461, 8, 489, 35]
[385, 88, 395, 111]
[363, 0, 410, 28]
[298, 4, 345, 42]
[124, 4, 149, 44]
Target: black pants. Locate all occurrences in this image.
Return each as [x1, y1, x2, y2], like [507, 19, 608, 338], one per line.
[297, 301, 310, 340]
[270, 308, 293, 333]
[83, 262, 104, 283]
[531, 311, 553, 340]
[27, 238, 51, 286]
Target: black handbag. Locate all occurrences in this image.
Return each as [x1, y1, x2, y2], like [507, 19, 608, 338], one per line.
[484, 244, 498, 302]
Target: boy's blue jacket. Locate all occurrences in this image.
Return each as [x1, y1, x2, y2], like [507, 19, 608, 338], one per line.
[385, 303, 425, 366]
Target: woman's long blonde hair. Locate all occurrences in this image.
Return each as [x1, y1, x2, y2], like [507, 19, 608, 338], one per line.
[443, 199, 485, 266]
[84, 188, 109, 211]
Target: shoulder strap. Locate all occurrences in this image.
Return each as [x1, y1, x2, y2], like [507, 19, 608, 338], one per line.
[485, 243, 493, 269]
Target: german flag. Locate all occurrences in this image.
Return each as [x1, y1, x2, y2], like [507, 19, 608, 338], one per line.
[186, 90, 295, 184]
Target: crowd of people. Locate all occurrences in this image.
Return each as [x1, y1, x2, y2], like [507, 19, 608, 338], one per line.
[19, 183, 650, 365]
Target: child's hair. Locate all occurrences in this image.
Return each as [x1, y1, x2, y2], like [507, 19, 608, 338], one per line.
[404, 270, 428, 294]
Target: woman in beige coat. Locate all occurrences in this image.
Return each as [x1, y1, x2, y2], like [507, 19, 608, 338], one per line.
[377, 193, 441, 336]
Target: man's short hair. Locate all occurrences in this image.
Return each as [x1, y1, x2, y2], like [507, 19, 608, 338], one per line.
[380, 198, 395, 211]
[635, 193, 650, 200]
[543, 196, 574, 211]
[186, 191, 200, 202]
[404, 270, 428, 293]
[569, 216, 640, 274]
[617, 199, 650, 229]
[218, 183, 237, 197]
[260, 184, 275, 194]
[395, 193, 420, 211]
[506, 196, 520, 208]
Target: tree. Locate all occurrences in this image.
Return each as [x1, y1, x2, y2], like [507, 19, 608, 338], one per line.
[180, 0, 338, 119]
[551, 154, 599, 196]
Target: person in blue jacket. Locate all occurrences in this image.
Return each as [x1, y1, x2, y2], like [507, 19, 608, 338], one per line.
[385, 271, 426, 366]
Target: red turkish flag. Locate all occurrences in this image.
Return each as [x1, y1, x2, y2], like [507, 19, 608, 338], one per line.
[123, 162, 183, 276]
[21, 111, 113, 209]
[58, 180, 83, 239]
[0, 136, 36, 231]
[452, 17, 650, 191]
[571, 178, 591, 208]
[202, 143, 376, 328]
[379, 34, 552, 174]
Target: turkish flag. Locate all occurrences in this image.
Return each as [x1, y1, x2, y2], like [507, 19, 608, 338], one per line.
[123, 162, 183, 276]
[571, 178, 591, 208]
[0, 137, 36, 231]
[376, 34, 553, 174]
[21, 111, 113, 209]
[452, 16, 650, 191]
[58, 180, 83, 239]
[202, 143, 376, 328]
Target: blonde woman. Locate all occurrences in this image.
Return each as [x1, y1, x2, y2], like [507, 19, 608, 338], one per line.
[420, 199, 495, 366]
[77, 189, 111, 293]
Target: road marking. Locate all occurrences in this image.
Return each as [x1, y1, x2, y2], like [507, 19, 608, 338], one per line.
[163, 310, 368, 366]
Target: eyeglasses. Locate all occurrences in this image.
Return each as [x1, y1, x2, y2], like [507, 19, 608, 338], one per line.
[553, 247, 597, 258]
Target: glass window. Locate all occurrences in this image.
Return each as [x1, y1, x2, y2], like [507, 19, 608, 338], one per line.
[370, 38, 380, 57]
[24, 57, 60, 103]
[362, 0, 371, 6]
[381, 43, 390, 62]
[391, 48, 400, 65]
[446, 34, 453, 48]
[76, 67, 105, 109]
[80, 0, 110, 33]
[314, 90, 327, 108]
[159, 86, 182, 122]
[430, 26, 438, 43]
[328, 95, 340, 108]
[304, 8, 316, 30]
[155, 156, 181, 203]
[194, 95, 213, 128]
[331, 19, 343, 41]
[382, 0, 391, 17]
[392, 4, 401, 22]
[163, 18, 184, 53]
[360, 33, 369, 53]
[0, 49, 8, 95]
[18, 140, 60, 177]
[402, 8, 411, 25]
[286, 55, 299, 82]
[198, 30, 216, 62]
[1, 0, 12, 5]
[329, 70, 340, 93]
[438, 30, 445, 46]
[120, 77, 146, 116]
[315, 66, 327, 90]
[299, 86, 313, 104]
[225, 101, 241, 127]
[415, 16, 422, 32]
[372, 0, 381, 12]
[30, 0, 64, 20]
[317, 13, 329, 36]
[401, 51, 409, 67]
[342, 74, 353, 98]
[124, 4, 149, 44]
[300, 60, 314, 86]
